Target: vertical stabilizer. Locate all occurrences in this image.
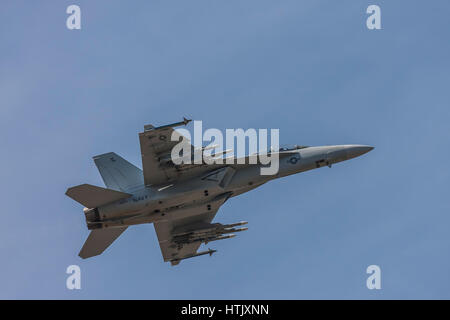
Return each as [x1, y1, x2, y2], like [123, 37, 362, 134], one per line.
[93, 152, 144, 192]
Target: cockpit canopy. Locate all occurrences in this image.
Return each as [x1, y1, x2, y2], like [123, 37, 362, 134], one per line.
[271, 145, 309, 152]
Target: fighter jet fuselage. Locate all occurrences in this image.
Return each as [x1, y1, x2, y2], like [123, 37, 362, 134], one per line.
[83, 145, 372, 230]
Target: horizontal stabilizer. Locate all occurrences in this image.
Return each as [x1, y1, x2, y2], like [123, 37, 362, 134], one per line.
[65, 184, 131, 208]
[79, 227, 127, 259]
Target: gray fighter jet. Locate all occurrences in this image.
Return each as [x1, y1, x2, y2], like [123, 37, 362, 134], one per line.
[66, 119, 373, 265]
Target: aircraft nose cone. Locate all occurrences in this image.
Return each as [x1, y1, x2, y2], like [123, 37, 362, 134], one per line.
[345, 145, 374, 159]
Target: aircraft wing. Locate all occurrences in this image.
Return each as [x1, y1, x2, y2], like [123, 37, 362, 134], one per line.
[154, 214, 214, 266]
[139, 118, 224, 186]
[153, 193, 247, 265]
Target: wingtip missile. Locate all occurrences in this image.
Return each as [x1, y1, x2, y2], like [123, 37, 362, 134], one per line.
[182, 117, 192, 125]
[144, 117, 192, 131]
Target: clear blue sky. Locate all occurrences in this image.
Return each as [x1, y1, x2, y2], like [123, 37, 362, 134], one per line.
[1, 0, 449, 299]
